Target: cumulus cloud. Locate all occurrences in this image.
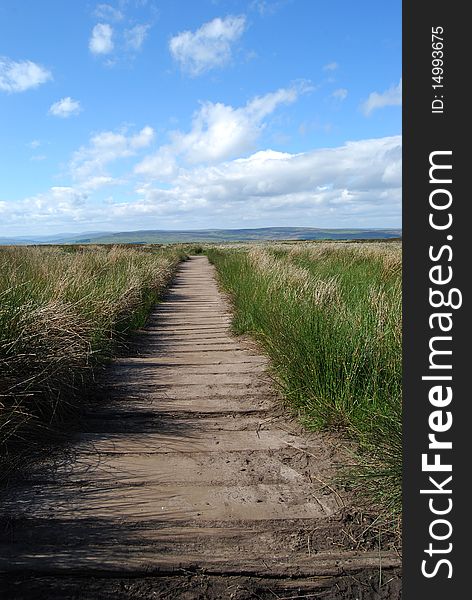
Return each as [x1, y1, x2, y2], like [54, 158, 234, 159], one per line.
[134, 148, 178, 180]
[80, 176, 116, 191]
[131, 136, 401, 226]
[4, 187, 88, 223]
[129, 125, 155, 148]
[362, 78, 402, 116]
[90, 2, 155, 62]
[0, 57, 52, 92]
[169, 15, 246, 76]
[89, 23, 114, 54]
[41, 187, 88, 209]
[135, 83, 311, 177]
[177, 85, 307, 162]
[131, 136, 402, 226]
[49, 97, 82, 118]
[1, 136, 401, 233]
[70, 126, 155, 184]
[124, 24, 150, 50]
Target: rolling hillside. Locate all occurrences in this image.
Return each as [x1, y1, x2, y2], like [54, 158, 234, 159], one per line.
[0, 227, 401, 245]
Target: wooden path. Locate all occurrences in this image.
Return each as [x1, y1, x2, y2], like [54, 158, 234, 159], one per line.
[0, 256, 401, 598]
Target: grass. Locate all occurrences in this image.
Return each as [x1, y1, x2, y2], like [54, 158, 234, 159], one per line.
[0, 244, 185, 469]
[1, 239, 402, 518]
[206, 241, 402, 516]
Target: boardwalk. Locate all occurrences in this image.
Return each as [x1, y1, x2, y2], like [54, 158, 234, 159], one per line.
[0, 256, 401, 598]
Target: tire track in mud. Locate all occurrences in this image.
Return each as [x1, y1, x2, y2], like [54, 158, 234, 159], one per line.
[0, 256, 401, 599]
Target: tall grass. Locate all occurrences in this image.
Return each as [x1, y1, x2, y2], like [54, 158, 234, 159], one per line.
[0, 245, 184, 464]
[207, 242, 402, 515]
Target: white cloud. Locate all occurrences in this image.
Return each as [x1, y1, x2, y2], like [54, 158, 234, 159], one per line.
[70, 126, 155, 184]
[89, 23, 114, 54]
[332, 88, 347, 101]
[94, 3, 124, 21]
[129, 125, 155, 148]
[46, 187, 88, 208]
[323, 62, 338, 72]
[49, 97, 82, 118]
[130, 136, 402, 227]
[135, 83, 310, 177]
[169, 15, 246, 76]
[134, 147, 177, 179]
[80, 176, 116, 191]
[29, 140, 41, 149]
[0, 57, 52, 92]
[1, 136, 401, 233]
[362, 78, 402, 116]
[90, 2, 156, 63]
[177, 85, 306, 162]
[124, 24, 150, 50]
[13, 187, 88, 221]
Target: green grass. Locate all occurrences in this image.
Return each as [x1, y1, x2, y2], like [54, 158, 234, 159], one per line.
[0, 244, 185, 466]
[1, 240, 402, 516]
[206, 242, 402, 515]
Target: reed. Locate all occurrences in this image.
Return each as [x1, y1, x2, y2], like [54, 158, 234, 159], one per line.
[207, 242, 402, 515]
[0, 244, 184, 465]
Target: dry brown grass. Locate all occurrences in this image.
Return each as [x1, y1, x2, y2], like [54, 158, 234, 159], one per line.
[0, 245, 184, 463]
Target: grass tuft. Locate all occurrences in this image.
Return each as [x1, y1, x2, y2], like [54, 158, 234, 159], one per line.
[0, 244, 184, 468]
[207, 241, 402, 515]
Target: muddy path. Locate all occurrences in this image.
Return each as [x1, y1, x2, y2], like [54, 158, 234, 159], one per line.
[0, 256, 401, 599]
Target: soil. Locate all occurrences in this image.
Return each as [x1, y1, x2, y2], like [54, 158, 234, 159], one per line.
[0, 256, 401, 599]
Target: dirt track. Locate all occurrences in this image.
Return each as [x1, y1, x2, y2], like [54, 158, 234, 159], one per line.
[0, 256, 401, 599]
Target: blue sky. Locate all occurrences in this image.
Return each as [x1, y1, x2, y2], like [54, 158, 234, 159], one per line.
[0, 0, 401, 236]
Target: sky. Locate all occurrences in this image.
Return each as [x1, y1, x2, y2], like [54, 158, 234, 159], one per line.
[0, 0, 401, 236]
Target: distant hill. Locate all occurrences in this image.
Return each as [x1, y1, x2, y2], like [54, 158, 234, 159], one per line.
[0, 232, 109, 245]
[0, 227, 402, 246]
